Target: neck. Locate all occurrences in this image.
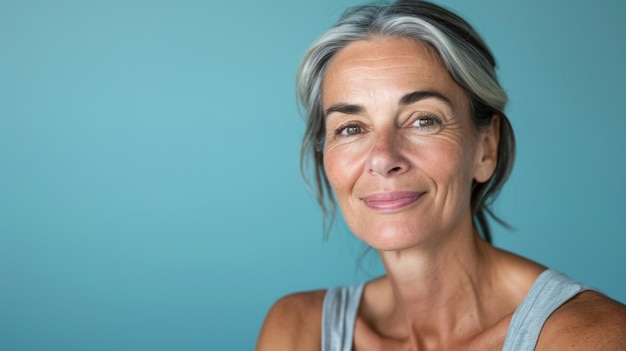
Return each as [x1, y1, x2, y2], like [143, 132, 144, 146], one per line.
[375, 214, 504, 348]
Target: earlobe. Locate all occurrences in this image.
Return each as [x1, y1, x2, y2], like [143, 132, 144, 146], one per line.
[474, 115, 500, 183]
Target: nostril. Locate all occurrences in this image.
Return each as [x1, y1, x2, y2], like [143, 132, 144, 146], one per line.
[367, 138, 408, 177]
[388, 166, 402, 174]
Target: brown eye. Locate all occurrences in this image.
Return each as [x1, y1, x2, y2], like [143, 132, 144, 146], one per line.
[417, 118, 435, 127]
[334, 123, 363, 138]
[411, 115, 442, 132]
[345, 126, 361, 135]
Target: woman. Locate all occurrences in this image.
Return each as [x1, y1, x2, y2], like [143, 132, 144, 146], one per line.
[257, 1, 626, 350]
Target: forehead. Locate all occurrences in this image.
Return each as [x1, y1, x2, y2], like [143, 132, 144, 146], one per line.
[321, 37, 466, 107]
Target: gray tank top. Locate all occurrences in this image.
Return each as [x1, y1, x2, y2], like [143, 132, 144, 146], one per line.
[321, 269, 593, 351]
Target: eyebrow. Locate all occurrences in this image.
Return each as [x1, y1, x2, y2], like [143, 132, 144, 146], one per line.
[399, 90, 452, 107]
[324, 90, 453, 117]
[324, 103, 365, 116]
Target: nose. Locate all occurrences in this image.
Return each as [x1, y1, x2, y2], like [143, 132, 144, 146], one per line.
[367, 131, 410, 177]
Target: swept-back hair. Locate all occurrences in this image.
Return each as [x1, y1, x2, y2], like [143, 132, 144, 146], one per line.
[297, 0, 514, 243]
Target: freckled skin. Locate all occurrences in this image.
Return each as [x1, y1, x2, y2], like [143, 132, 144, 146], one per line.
[257, 36, 626, 351]
[322, 37, 490, 251]
[258, 36, 626, 351]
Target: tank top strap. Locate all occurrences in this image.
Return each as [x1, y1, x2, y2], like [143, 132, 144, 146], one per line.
[321, 270, 594, 351]
[502, 269, 595, 350]
[321, 283, 365, 351]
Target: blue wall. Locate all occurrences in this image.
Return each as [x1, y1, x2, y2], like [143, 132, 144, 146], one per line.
[2, 0, 625, 350]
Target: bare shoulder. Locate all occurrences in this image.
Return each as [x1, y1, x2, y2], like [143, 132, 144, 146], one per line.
[255, 289, 326, 351]
[537, 291, 626, 351]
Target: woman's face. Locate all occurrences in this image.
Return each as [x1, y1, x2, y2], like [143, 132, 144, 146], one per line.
[321, 37, 498, 250]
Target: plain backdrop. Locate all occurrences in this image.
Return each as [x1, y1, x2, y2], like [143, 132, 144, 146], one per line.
[2, 0, 625, 350]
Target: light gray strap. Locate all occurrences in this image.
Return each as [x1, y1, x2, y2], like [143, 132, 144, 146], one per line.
[502, 269, 594, 351]
[322, 284, 365, 351]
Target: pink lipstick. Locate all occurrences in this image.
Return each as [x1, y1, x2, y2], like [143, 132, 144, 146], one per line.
[361, 191, 425, 212]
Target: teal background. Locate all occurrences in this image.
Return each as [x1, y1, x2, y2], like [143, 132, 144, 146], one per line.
[2, 0, 625, 350]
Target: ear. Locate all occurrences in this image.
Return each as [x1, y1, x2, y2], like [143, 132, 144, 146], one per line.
[473, 114, 500, 183]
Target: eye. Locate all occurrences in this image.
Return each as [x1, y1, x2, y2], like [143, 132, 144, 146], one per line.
[334, 123, 363, 137]
[416, 118, 435, 127]
[411, 115, 442, 132]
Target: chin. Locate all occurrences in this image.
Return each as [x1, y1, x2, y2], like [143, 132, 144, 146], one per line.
[350, 221, 432, 251]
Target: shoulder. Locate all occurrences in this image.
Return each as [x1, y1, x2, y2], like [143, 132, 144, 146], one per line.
[536, 291, 626, 350]
[255, 290, 326, 351]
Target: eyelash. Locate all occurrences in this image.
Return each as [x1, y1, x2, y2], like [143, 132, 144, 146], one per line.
[412, 114, 442, 132]
[331, 114, 442, 139]
[333, 122, 364, 138]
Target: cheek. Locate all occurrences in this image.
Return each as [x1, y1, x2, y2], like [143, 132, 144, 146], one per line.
[323, 144, 364, 192]
[322, 150, 348, 203]
[426, 139, 477, 190]
[322, 154, 340, 190]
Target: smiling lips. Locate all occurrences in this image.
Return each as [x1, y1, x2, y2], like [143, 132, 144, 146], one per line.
[361, 191, 425, 212]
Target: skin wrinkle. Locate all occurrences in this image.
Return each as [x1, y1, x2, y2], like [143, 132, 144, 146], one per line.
[325, 90, 457, 120]
[257, 5, 626, 349]
[319, 36, 513, 349]
[300, 20, 514, 242]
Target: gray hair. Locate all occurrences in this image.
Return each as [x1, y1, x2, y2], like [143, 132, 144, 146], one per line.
[297, 0, 515, 243]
